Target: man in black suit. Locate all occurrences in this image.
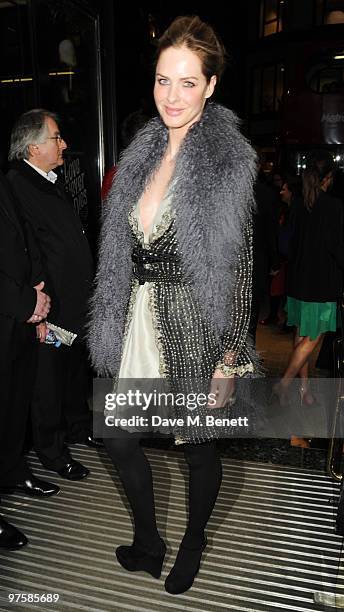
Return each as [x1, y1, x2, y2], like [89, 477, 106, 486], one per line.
[7, 109, 99, 481]
[0, 170, 59, 550]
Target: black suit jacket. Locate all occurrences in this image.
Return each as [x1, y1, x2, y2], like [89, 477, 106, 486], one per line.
[0, 170, 38, 368]
[288, 192, 344, 301]
[7, 161, 94, 337]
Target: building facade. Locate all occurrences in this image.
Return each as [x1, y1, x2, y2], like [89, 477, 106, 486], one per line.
[247, 0, 344, 172]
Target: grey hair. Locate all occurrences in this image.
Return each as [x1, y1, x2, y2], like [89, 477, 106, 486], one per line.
[8, 109, 59, 161]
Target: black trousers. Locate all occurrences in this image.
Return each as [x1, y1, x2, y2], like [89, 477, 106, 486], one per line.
[0, 327, 37, 485]
[31, 341, 91, 471]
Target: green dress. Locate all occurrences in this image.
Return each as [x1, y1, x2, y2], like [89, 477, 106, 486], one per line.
[287, 297, 337, 340]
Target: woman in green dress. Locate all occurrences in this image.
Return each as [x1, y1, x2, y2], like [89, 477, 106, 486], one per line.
[276, 160, 344, 439]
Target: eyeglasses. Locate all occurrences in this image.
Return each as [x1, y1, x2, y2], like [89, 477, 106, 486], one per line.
[46, 135, 64, 143]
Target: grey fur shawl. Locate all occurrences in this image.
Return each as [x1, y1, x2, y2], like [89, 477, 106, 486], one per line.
[88, 103, 257, 376]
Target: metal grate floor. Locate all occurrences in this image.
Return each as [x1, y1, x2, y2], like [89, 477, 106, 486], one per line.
[0, 446, 343, 611]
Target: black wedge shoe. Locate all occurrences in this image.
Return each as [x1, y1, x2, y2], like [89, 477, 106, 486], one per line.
[116, 540, 166, 579]
[165, 537, 207, 594]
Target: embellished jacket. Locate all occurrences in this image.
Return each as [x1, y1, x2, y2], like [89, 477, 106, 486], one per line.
[88, 103, 258, 378]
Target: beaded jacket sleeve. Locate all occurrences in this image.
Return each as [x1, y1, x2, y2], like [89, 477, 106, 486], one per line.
[216, 220, 254, 377]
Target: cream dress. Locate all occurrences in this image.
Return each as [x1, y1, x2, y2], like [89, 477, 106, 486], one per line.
[118, 195, 171, 379]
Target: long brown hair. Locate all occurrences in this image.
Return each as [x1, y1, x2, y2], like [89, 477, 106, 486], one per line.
[302, 161, 334, 211]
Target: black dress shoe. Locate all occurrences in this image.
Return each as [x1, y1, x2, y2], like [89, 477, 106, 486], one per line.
[57, 460, 89, 481]
[165, 537, 207, 594]
[0, 517, 28, 550]
[116, 540, 166, 579]
[83, 435, 104, 448]
[0, 476, 59, 497]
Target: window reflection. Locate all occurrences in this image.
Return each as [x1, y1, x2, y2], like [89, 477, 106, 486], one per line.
[306, 51, 344, 93]
[260, 0, 285, 36]
[0, 0, 33, 165]
[262, 66, 276, 111]
[33, 0, 103, 238]
[251, 63, 285, 114]
[0, 0, 103, 246]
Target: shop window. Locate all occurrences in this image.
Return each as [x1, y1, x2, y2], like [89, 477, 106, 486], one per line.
[0, 0, 34, 165]
[251, 63, 285, 114]
[0, 0, 104, 250]
[306, 51, 344, 93]
[33, 0, 103, 232]
[260, 0, 285, 36]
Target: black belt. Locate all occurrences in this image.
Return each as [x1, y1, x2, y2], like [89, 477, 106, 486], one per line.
[131, 249, 183, 285]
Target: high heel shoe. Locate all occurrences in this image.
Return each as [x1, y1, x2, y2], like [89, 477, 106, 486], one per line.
[290, 435, 310, 448]
[116, 540, 166, 579]
[164, 537, 207, 594]
[299, 385, 316, 406]
[270, 382, 289, 407]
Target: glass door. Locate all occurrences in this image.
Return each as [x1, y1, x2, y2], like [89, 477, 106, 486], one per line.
[0, 0, 34, 167]
[32, 0, 104, 244]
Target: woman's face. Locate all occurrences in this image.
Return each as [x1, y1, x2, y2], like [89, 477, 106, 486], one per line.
[154, 45, 216, 137]
[280, 182, 292, 204]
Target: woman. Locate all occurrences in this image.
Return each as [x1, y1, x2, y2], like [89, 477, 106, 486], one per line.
[88, 16, 257, 594]
[275, 161, 343, 444]
[269, 174, 300, 330]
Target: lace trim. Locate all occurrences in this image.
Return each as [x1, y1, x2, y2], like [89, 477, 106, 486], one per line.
[122, 279, 140, 344]
[147, 284, 169, 377]
[174, 437, 187, 446]
[128, 207, 146, 247]
[215, 362, 254, 378]
[149, 209, 173, 244]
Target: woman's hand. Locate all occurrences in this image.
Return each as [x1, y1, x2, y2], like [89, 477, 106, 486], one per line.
[208, 368, 235, 408]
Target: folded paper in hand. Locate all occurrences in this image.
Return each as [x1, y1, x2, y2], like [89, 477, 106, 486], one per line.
[46, 322, 77, 347]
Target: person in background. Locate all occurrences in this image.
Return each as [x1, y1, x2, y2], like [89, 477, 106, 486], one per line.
[0, 170, 59, 550]
[314, 151, 344, 372]
[274, 160, 344, 446]
[7, 109, 98, 482]
[270, 173, 301, 331]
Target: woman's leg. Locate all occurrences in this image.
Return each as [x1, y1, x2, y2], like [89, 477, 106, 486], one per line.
[182, 440, 222, 546]
[293, 330, 315, 404]
[294, 329, 309, 380]
[282, 330, 322, 447]
[104, 431, 163, 555]
[165, 440, 222, 593]
[281, 330, 324, 387]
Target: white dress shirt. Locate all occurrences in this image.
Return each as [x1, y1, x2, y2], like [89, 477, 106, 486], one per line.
[24, 159, 58, 184]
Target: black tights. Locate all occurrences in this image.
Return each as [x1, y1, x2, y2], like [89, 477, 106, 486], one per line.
[104, 431, 222, 554]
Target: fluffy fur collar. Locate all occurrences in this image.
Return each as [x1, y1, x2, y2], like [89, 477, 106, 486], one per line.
[88, 103, 257, 376]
